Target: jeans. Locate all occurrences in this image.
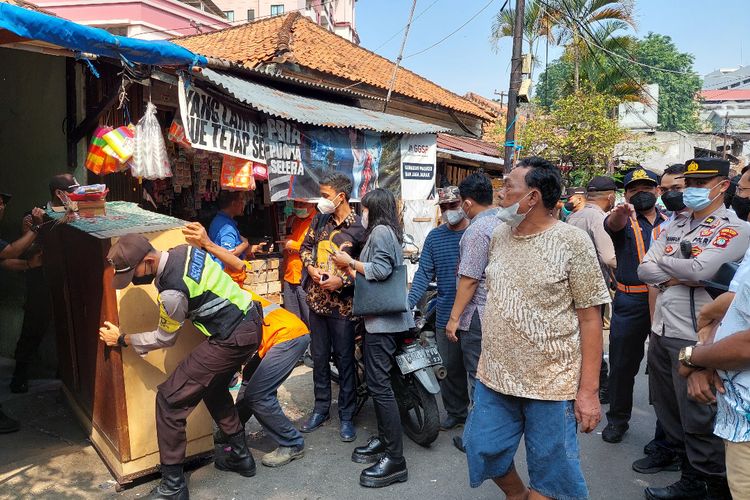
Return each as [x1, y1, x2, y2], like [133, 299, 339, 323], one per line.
[237, 335, 310, 448]
[364, 332, 404, 459]
[283, 281, 309, 326]
[309, 311, 357, 421]
[464, 381, 589, 499]
[435, 310, 482, 420]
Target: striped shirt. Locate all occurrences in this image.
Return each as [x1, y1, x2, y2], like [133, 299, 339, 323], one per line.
[408, 224, 465, 329]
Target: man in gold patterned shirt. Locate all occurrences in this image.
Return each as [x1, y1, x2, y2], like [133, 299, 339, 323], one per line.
[463, 157, 611, 500]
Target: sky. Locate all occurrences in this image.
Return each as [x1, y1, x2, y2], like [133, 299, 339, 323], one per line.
[355, 0, 750, 101]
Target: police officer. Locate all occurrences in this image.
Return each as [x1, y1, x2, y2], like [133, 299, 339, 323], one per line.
[603, 168, 667, 444]
[98, 234, 262, 499]
[639, 158, 748, 500]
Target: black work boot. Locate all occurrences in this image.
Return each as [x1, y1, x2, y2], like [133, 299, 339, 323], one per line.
[632, 447, 681, 474]
[147, 464, 188, 500]
[360, 455, 408, 488]
[10, 362, 29, 394]
[644, 476, 707, 500]
[705, 476, 732, 500]
[214, 430, 256, 477]
[352, 436, 386, 464]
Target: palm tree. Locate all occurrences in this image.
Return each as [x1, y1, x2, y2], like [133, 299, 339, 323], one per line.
[549, 0, 636, 90]
[490, 0, 552, 80]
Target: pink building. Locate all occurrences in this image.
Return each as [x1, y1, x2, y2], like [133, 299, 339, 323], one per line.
[211, 0, 357, 43]
[32, 0, 233, 40]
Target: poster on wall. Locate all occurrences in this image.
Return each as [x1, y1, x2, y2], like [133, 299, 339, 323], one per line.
[178, 78, 266, 163]
[266, 118, 403, 202]
[400, 134, 437, 201]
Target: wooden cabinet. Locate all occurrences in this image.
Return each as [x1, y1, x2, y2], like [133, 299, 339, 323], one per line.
[47, 223, 213, 487]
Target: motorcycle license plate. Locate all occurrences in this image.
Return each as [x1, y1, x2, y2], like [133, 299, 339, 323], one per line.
[396, 345, 442, 375]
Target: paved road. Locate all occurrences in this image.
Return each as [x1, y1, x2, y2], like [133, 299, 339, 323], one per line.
[0, 355, 681, 499]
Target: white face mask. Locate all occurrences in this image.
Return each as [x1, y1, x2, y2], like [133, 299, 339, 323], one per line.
[443, 209, 464, 226]
[361, 210, 369, 229]
[496, 191, 533, 228]
[317, 197, 338, 215]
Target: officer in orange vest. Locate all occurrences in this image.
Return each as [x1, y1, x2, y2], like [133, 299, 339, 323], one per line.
[603, 168, 668, 446]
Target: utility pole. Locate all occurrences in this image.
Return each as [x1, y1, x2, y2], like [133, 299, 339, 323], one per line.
[722, 112, 729, 160]
[504, 0, 525, 171]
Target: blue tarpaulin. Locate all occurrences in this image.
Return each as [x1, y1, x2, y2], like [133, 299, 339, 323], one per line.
[0, 3, 207, 67]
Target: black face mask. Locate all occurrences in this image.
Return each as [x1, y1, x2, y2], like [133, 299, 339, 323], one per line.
[732, 195, 750, 222]
[661, 190, 685, 212]
[563, 201, 575, 211]
[630, 191, 657, 212]
[132, 274, 156, 286]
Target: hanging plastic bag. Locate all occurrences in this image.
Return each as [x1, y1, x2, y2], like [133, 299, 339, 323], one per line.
[221, 155, 256, 191]
[84, 126, 121, 175]
[168, 118, 192, 149]
[103, 124, 135, 161]
[132, 102, 172, 180]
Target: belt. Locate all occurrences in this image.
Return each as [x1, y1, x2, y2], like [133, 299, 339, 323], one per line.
[617, 283, 649, 294]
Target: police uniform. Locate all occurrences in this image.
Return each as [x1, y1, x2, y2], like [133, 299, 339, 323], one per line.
[639, 158, 749, 496]
[107, 235, 261, 498]
[604, 169, 667, 437]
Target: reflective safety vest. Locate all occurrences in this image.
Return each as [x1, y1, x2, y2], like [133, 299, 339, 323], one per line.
[158, 245, 252, 338]
[245, 289, 309, 358]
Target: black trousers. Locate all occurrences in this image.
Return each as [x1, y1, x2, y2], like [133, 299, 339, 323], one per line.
[309, 311, 356, 421]
[14, 268, 53, 369]
[364, 332, 403, 459]
[648, 333, 726, 479]
[155, 313, 259, 465]
[606, 291, 651, 427]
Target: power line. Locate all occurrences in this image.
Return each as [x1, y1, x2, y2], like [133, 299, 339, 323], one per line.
[373, 0, 442, 52]
[384, 0, 418, 112]
[130, 0, 338, 39]
[404, 0, 500, 59]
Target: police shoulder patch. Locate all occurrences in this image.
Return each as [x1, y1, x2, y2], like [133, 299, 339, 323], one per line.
[719, 228, 738, 238]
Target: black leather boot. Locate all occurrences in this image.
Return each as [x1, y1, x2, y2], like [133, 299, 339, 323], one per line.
[147, 464, 189, 500]
[644, 476, 707, 500]
[351, 436, 386, 464]
[359, 455, 408, 488]
[705, 476, 732, 500]
[214, 430, 256, 477]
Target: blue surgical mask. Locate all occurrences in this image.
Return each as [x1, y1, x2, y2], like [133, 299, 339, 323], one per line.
[683, 186, 716, 211]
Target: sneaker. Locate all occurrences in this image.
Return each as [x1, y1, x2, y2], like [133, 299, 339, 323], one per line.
[440, 415, 466, 431]
[632, 448, 681, 474]
[601, 423, 628, 443]
[261, 445, 304, 468]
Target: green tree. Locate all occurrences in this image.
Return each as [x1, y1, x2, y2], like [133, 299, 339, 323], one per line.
[535, 58, 573, 108]
[633, 33, 702, 132]
[518, 89, 627, 185]
[548, 0, 635, 90]
[490, 0, 552, 79]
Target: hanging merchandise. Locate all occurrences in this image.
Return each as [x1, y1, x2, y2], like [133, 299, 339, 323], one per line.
[84, 126, 121, 175]
[132, 102, 172, 180]
[167, 118, 192, 149]
[221, 154, 256, 191]
[102, 124, 135, 162]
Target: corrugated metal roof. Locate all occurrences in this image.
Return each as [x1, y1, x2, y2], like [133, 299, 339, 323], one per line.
[701, 89, 750, 101]
[437, 133, 501, 157]
[437, 148, 504, 167]
[199, 69, 448, 134]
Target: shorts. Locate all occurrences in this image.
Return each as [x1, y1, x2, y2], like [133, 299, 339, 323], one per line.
[464, 381, 589, 500]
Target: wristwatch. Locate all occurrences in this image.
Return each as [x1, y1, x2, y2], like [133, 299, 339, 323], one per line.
[117, 333, 128, 348]
[678, 345, 698, 368]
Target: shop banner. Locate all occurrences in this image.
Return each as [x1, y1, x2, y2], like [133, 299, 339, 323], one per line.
[266, 118, 403, 202]
[178, 79, 266, 163]
[400, 134, 437, 200]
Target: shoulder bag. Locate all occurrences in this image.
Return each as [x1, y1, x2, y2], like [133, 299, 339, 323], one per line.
[352, 228, 408, 316]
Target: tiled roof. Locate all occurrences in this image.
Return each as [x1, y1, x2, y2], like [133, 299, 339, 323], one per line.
[175, 13, 491, 120]
[464, 92, 504, 118]
[701, 89, 750, 101]
[437, 133, 501, 158]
